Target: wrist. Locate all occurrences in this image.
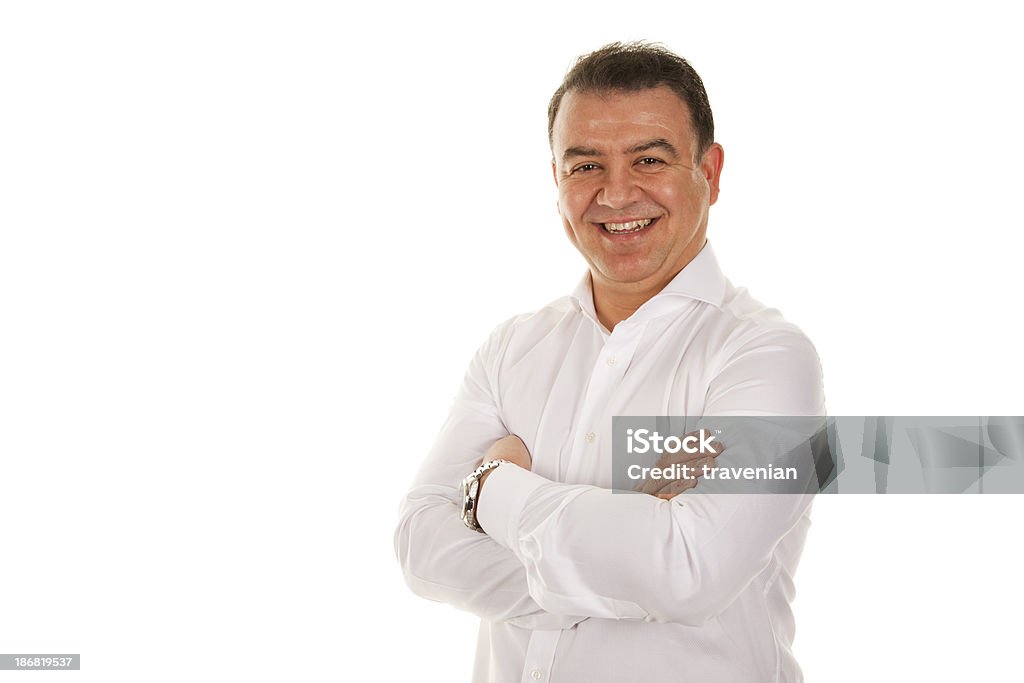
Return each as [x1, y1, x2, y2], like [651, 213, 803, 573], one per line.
[460, 459, 509, 533]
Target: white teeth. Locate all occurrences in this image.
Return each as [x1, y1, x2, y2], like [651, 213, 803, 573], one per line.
[603, 219, 653, 233]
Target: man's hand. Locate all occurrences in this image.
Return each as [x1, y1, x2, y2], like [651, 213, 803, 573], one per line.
[634, 431, 723, 500]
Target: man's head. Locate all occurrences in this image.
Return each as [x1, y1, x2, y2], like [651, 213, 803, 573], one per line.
[548, 42, 725, 309]
[548, 42, 715, 163]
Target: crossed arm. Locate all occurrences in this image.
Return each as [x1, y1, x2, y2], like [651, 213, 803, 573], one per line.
[394, 326, 825, 627]
[393, 394, 586, 630]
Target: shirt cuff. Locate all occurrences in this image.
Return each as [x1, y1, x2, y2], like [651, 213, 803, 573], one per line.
[476, 463, 550, 550]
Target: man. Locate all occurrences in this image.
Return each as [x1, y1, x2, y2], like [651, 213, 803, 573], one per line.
[395, 42, 825, 682]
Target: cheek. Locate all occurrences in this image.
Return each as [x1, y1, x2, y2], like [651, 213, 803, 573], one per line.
[558, 187, 591, 224]
[557, 190, 596, 248]
[555, 192, 577, 240]
[654, 178, 704, 213]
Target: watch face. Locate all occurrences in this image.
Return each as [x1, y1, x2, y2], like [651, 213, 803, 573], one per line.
[461, 474, 482, 528]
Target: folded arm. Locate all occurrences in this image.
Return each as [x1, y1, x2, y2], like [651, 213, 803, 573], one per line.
[394, 320, 586, 629]
[475, 331, 826, 626]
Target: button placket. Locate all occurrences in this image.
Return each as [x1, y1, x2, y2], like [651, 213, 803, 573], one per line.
[520, 630, 562, 683]
[564, 322, 646, 483]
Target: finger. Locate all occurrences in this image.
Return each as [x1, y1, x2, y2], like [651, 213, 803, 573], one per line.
[650, 475, 697, 498]
[635, 463, 689, 495]
[642, 461, 704, 495]
[637, 434, 724, 495]
[650, 455, 720, 495]
[654, 479, 695, 500]
[652, 456, 720, 497]
[637, 471, 671, 495]
[655, 481, 696, 501]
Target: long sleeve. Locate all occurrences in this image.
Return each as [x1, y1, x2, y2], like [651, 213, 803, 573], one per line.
[393, 319, 585, 630]
[475, 331, 826, 627]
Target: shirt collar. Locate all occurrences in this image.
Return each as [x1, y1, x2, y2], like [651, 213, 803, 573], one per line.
[569, 241, 728, 327]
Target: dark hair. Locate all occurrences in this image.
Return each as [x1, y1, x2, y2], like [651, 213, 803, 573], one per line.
[547, 41, 715, 161]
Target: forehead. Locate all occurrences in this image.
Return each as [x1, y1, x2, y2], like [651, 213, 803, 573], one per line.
[552, 86, 696, 155]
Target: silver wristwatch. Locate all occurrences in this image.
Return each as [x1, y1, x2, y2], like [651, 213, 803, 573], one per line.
[460, 459, 509, 532]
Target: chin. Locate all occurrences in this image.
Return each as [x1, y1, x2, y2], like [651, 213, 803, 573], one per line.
[596, 264, 661, 286]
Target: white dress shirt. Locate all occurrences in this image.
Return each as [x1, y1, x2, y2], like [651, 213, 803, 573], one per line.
[395, 243, 826, 682]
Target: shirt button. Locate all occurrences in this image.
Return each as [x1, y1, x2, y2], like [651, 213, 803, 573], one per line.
[585, 432, 596, 443]
[606, 356, 617, 366]
[530, 670, 543, 680]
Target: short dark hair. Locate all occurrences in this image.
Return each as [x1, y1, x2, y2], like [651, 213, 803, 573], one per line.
[547, 41, 715, 161]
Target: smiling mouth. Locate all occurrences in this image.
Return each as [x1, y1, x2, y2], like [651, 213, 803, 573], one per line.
[600, 218, 657, 234]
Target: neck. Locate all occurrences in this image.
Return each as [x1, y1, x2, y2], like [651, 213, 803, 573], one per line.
[590, 239, 707, 330]
[592, 277, 669, 330]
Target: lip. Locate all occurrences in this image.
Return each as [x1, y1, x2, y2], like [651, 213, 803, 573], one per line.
[593, 216, 661, 240]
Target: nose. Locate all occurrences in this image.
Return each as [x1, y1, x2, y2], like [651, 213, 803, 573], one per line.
[597, 165, 643, 209]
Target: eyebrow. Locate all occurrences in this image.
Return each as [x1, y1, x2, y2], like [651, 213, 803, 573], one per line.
[561, 146, 601, 163]
[560, 138, 680, 164]
[626, 138, 679, 157]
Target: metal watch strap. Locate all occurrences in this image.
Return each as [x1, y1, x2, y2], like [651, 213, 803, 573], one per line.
[460, 459, 510, 533]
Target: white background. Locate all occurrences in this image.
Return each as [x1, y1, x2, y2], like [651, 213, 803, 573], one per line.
[1, 1, 1022, 681]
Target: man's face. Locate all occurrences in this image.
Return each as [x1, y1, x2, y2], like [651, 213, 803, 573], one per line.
[551, 86, 724, 293]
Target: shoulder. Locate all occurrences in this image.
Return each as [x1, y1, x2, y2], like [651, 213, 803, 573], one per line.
[484, 295, 579, 352]
[703, 282, 825, 416]
[474, 295, 581, 367]
[712, 281, 819, 358]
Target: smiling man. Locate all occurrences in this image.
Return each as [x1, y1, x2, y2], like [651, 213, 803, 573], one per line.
[396, 42, 825, 682]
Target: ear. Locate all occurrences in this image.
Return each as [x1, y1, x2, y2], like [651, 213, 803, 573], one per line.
[551, 160, 559, 187]
[701, 143, 725, 206]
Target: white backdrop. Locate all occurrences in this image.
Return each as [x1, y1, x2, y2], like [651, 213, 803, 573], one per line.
[1, 1, 1022, 681]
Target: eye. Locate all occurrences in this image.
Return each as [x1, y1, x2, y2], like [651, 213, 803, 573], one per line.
[570, 163, 600, 175]
[637, 157, 664, 167]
